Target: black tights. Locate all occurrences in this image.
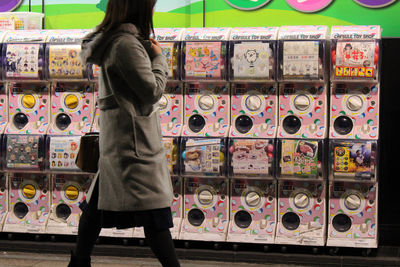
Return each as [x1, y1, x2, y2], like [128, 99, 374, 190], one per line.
[74, 196, 180, 267]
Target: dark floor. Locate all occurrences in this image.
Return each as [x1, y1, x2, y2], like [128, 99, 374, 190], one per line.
[0, 251, 307, 267]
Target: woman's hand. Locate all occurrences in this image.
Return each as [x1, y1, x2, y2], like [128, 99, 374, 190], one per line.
[150, 37, 162, 56]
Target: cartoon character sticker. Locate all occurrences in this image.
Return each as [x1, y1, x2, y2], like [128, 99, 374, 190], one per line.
[49, 45, 85, 79]
[233, 42, 272, 79]
[49, 136, 81, 170]
[185, 42, 223, 79]
[5, 44, 40, 79]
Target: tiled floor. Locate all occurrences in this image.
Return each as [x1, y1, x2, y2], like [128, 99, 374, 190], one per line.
[0, 251, 305, 267]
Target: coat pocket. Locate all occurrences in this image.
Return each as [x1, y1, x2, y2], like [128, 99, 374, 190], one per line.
[133, 109, 162, 157]
[98, 94, 119, 110]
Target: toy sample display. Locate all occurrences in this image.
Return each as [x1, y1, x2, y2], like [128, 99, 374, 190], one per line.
[47, 136, 81, 172]
[181, 138, 226, 177]
[229, 27, 278, 81]
[277, 139, 324, 179]
[154, 28, 184, 80]
[331, 26, 380, 81]
[3, 134, 44, 171]
[2, 30, 47, 81]
[327, 26, 381, 249]
[182, 28, 231, 81]
[45, 30, 91, 81]
[163, 137, 179, 175]
[3, 173, 49, 233]
[278, 26, 328, 81]
[331, 140, 377, 180]
[228, 139, 274, 177]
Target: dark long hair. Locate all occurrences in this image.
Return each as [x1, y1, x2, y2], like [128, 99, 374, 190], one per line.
[95, 0, 157, 39]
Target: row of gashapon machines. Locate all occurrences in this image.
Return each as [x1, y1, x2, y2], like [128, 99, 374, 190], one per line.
[0, 25, 380, 252]
[150, 25, 380, 250]
[0, 29, 95, 235]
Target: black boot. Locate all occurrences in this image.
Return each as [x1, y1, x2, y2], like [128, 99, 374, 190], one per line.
[68, 250, 91, 267]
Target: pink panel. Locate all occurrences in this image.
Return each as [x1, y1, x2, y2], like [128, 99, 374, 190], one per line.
[6, 83, 50, 134]
[230, 83, 277, 138]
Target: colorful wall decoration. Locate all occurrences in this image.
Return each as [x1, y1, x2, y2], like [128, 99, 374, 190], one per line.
[10, 0, 400, 37]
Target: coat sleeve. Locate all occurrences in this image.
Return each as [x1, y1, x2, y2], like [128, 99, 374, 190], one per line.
[114, 37, 168, 105]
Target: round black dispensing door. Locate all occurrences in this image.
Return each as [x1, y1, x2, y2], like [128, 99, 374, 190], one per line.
[14, 202, 29, 219]
[334, 116, 353, 135]
[282, 212, 301, 231]
[235, 115, 253, 134]
[188, 208, 205, 227]
[13, 112, 29, 130]
[56, 204, 72, 220]
[234, 210, 252, 229]
[332, 214, 352, 232]
[55, 113, 72, 131]
[283, 115, 301, 135]
[188, 114, 206, 133]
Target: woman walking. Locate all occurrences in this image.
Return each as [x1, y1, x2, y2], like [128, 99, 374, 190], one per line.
[69, 0, 180, 266]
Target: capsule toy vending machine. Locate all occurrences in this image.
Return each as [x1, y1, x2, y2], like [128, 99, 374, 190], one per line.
[132, 28, 184, 239]
[0, 30, 9, 134]
[0, 30, 9, 230]
[44, 30, 94, 235]
[274, 26, 329, 247]
[225, 27, 278, 244]
[179, 28, 231, 242]
[1, 30, 50, 233]
[327, 26, 381, 248]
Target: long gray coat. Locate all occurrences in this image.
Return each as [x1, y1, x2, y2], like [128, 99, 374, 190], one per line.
[80, 23, 173, 211]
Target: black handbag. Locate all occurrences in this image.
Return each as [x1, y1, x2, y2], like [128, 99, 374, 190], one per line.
[75, 132, 99, 173]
